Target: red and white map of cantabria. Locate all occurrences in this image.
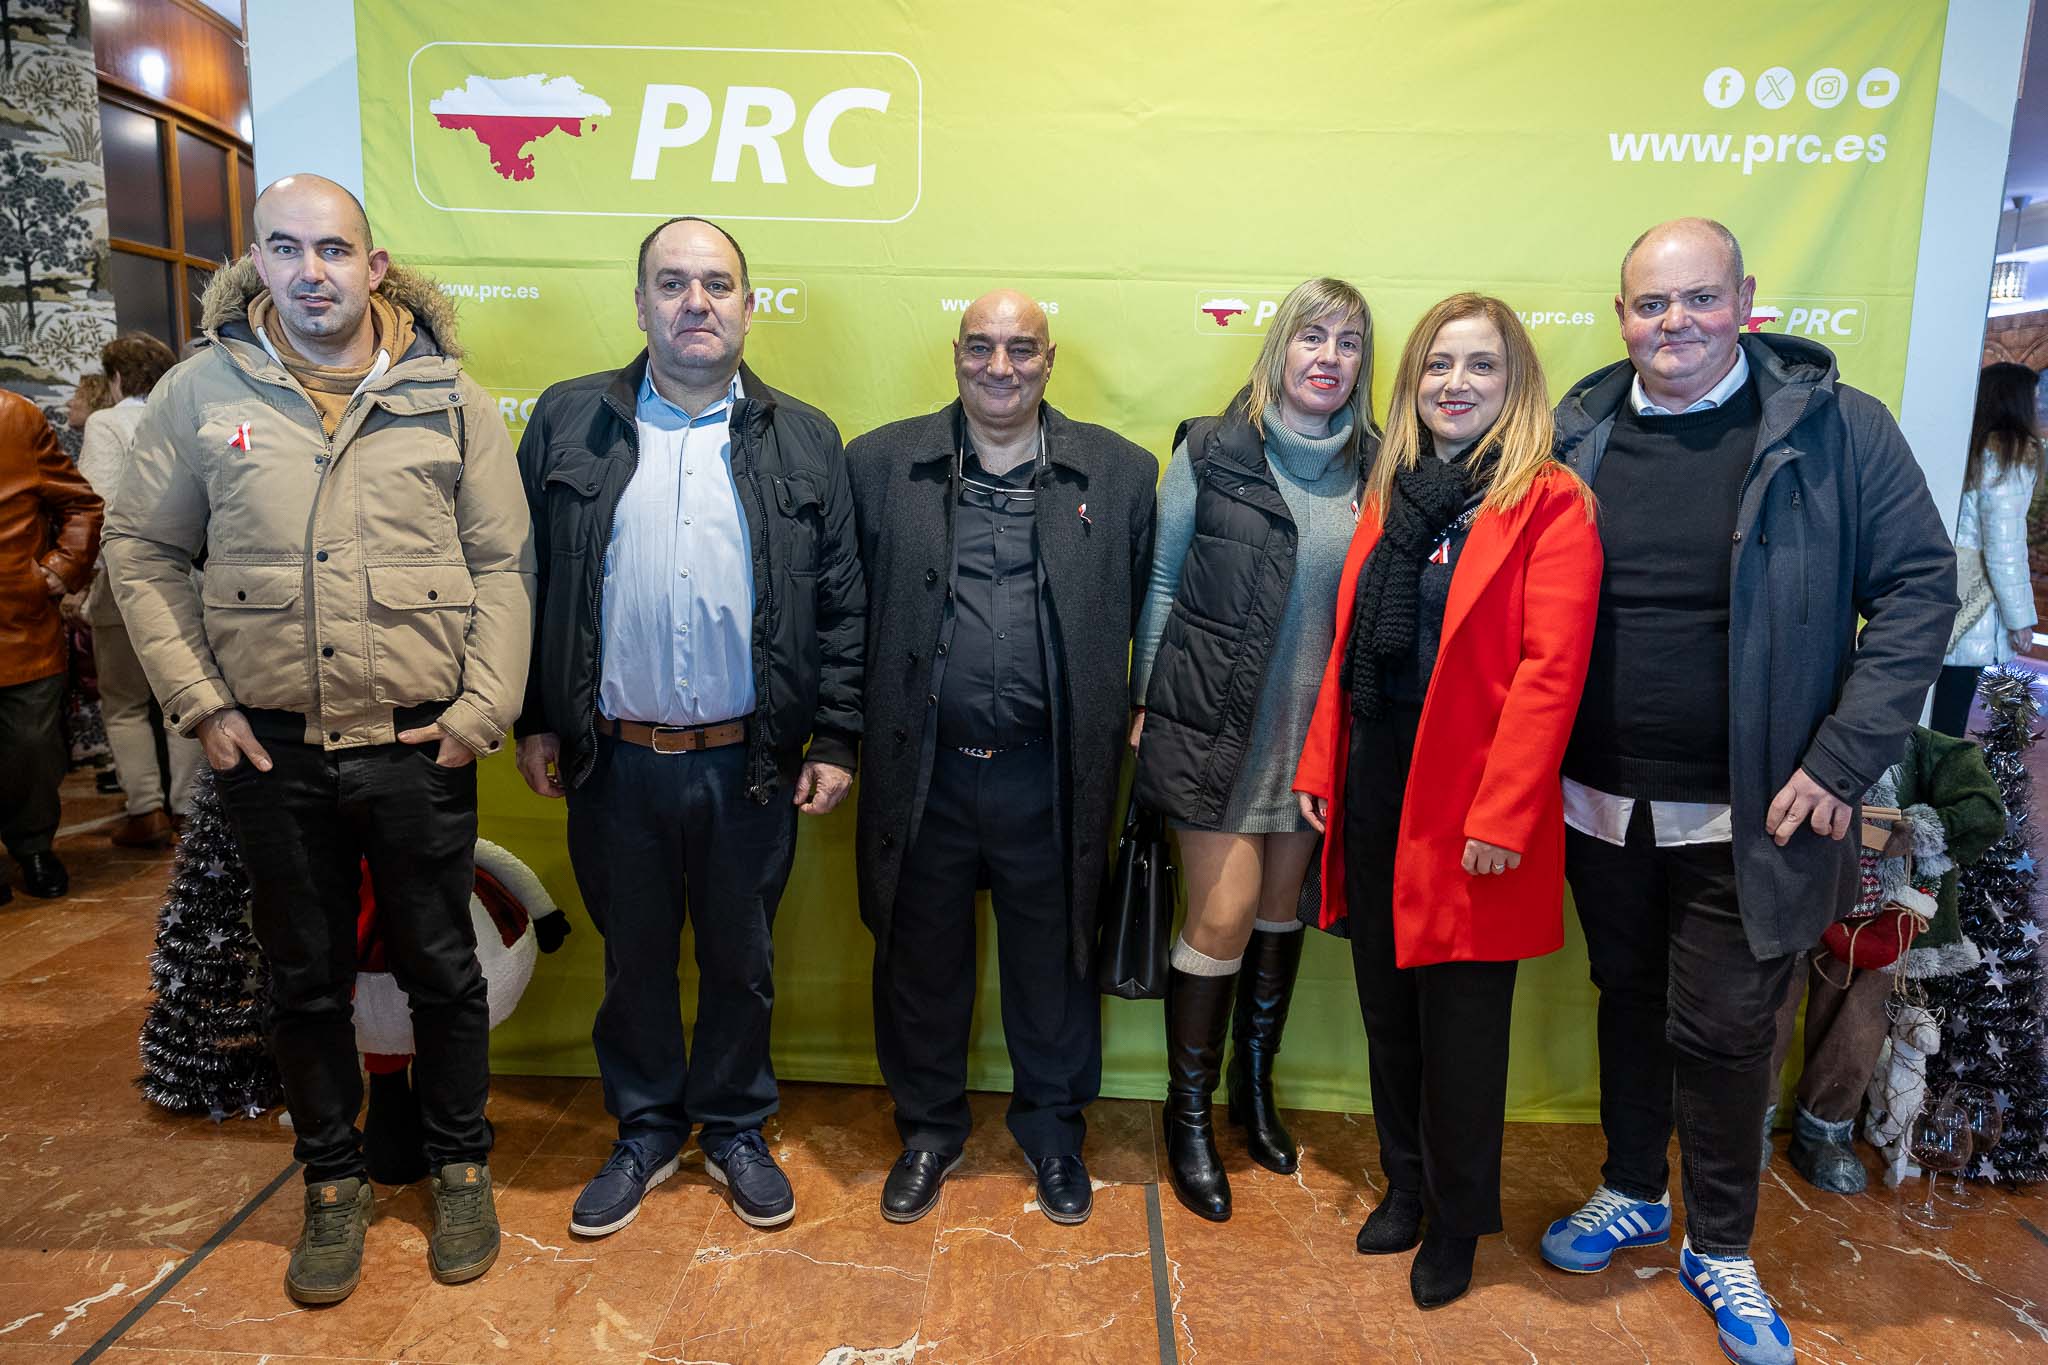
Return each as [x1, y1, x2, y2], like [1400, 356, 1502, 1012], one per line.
[430, 74, 612, 182]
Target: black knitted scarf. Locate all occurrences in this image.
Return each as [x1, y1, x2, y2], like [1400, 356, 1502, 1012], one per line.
[1341, 440, 1480, 720]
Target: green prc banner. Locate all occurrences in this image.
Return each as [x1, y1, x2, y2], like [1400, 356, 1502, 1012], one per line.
[355, 0, 1949, 1119]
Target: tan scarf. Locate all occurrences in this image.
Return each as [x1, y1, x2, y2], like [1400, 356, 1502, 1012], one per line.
[248, 290, 416, 436]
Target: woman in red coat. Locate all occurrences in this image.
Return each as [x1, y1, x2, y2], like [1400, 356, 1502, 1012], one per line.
[1294, 294, 1601, 1309]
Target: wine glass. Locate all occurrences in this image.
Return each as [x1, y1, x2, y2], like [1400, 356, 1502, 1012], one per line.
[1936, 1084, 2001, 1210]
[1902, 1101, 1972, 1232]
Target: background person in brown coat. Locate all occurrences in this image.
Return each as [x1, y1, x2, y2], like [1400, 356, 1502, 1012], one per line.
[0, 387, 102, 903]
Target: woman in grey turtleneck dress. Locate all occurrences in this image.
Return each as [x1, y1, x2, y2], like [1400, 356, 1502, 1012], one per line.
[1130, 277, 1378, 1222]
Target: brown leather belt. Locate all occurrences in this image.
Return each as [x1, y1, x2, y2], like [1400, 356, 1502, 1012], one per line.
[600, 715, 747, 754]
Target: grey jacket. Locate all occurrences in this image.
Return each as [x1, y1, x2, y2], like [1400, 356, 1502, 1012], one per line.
[845, 401, 1156, 976]
[1556, 332, 1957, 959]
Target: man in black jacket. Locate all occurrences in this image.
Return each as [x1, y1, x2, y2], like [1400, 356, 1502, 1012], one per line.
[515, 216, 864, 1236]
[846, 290, 1155, 1225]
[1537, 218, 1954, 1365]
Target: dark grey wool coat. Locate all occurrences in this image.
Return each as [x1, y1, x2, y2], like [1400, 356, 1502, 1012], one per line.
[845, 401, 1157, 976]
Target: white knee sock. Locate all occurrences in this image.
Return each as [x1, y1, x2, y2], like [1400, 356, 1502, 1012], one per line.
[1251, 916, 1305, 934]
[1171, 935, 1242, 975]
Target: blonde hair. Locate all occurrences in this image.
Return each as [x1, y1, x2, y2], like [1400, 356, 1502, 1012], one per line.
[1368, 293, 1587, 515]
[72, 372, 115, 412]
[1240, 277, 1380, 451]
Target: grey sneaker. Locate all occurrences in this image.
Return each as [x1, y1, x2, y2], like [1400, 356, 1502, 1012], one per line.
[428, 1161, 500, 1284]
[285, 1176, 374, 1305]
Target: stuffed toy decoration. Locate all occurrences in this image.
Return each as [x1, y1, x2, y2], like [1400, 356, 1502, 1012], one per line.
[1863, 1002, 1942, 1188]
[355, 838, 572, 1184]
[1821, 801, 1938, 971]
[1768, 727, 2002, 1195]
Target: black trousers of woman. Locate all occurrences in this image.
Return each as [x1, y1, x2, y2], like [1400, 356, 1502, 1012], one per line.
[1344, 704, 1519, 1237]
[1928, 664, 1982, 739]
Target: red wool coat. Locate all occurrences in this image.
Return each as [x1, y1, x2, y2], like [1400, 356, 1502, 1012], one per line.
[1293, 465, 1602, 968]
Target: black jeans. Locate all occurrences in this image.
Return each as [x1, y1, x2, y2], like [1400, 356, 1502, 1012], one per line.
[215, 736, 489, 1183]
[874, 743, 1100, 1161]
[0, 672, 65, 861]
[1564, 802, 1799, 1256]
[1344, 705, 1520, 1238]
[1928, 665, 1982, 739]
[566, 735, 797, 1158]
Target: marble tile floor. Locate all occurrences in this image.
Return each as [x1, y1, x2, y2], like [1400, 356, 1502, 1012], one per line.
[3, 772, 2046, 1363]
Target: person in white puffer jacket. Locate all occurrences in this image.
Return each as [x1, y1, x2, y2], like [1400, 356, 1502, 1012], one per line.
[1931, 362, 2044, 737]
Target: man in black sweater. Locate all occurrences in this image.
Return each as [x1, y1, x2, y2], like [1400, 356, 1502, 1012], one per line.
[1538, 219, 1955, 1365]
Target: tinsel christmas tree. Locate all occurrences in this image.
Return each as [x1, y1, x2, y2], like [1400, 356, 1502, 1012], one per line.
[1926, 666, 2048, 1185]
[136, 769, 283, 1118]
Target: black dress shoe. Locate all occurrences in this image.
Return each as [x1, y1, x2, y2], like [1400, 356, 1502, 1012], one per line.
[1356, 1187, 1424, 1254]
[19, 852, 67, 899]
[1033, 1154, 1092, 1225]
[881, 1149, 960, 1223]
[1410, 1230, 1477, 1309]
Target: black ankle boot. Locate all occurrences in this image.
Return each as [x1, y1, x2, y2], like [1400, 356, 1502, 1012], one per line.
[1163, 966, 1235, 1221]
[1355, 1186, 1424, 1254]
[364, 1065, 429, 1186]
[1410, 1231, 1477, 1309]
[1226, 926, 1303, 1174]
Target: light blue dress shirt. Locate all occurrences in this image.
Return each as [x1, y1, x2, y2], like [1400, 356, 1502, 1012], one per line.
[597, 371, 756, 726]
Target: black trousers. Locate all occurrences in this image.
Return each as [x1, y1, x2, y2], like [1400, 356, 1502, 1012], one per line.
[215, 737, 489, 1182]
[0, 672, 66, 861]
[1344, 706, 1520, 1238]
[1564, 801, 1799, 1256]
[873, 742, 1100, 1161]
[1928, 664, 1982, 739]
[566, 735, 797, 1157]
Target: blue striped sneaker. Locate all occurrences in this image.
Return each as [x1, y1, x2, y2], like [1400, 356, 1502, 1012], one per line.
[1539, 1185, 1672, 1273]
[1679, 1238, 1794, 1365]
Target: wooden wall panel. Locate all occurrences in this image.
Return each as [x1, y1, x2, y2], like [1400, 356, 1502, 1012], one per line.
[90, 0, 249, 142]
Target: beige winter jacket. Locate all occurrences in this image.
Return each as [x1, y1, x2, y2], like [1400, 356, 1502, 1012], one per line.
[102, 259, 535, 755]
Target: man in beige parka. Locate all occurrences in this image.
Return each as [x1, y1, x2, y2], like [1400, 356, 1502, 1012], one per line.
[103, 174, 535, 1306]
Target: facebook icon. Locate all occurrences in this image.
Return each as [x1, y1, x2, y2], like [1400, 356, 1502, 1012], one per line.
[1704, 67, 1746, 109]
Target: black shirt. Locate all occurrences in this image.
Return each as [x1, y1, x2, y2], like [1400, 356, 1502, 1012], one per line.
[1564, 380, 1762, 802]
[935, 444, 1051, 748]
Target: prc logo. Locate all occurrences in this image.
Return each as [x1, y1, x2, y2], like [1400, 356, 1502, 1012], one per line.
[1194, 290, 1286, 336]
[1745, 298, 1866, 346]
[407, 43, 923, 224]
[749, 277, 806, 324]
[430, 73, 612, 182]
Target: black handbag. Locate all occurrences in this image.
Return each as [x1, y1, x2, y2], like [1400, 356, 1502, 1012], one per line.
[1097, 796, 1177, 999]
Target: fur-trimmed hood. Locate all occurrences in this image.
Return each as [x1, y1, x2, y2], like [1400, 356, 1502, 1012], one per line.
[199, 256, 463, 359]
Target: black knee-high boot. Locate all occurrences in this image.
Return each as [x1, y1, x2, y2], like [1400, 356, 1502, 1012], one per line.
[1226, 926, 1302, 1173]
[1164, 966, 1235, 1220]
